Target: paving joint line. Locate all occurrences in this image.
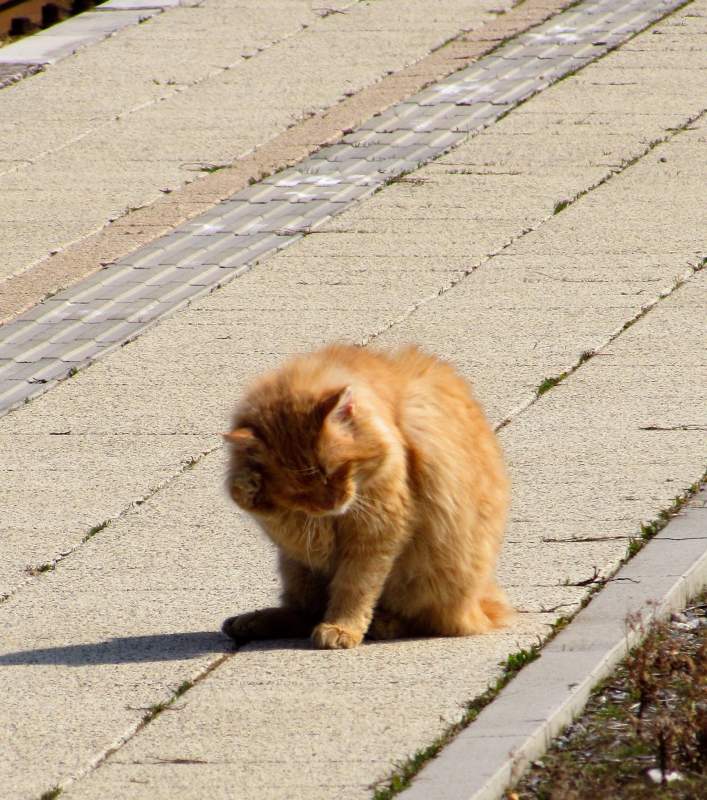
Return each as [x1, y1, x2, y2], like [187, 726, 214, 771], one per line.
[0, 0, 578, 318]
[361, 106, 706, 435]
[0, 0, 696, 419]
[0, 443, 221, 608]
[495, 249, 706, 433]
[0, 0, 361, 176]
[54, 650, 236, 799]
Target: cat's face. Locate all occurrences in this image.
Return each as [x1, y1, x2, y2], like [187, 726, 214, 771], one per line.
[225, 386, 366, 517]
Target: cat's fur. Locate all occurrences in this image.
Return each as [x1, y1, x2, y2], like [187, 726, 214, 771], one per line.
[223, 344, 512, 649]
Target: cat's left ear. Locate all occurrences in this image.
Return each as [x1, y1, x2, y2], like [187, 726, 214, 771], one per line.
[319, 386, 354, 423]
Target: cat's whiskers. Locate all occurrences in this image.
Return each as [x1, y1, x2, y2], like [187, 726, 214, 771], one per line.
[303, 515, 316, 568]
[350, 495, 379, 526]
[286, 465, 319, 476]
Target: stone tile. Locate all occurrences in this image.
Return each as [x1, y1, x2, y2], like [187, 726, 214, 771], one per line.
[0, 340, 28, 359]
[0, 380, 33, 411]
[27, 359, 76, 383]
[0, 321, 55, 345]
[88, 319, 145, 343]
[0, 360, 40, 381]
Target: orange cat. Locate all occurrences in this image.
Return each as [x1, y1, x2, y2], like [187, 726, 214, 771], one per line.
[223, 344, 512, 649]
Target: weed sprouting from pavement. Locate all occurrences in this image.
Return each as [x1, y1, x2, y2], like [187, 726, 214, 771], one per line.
[501, 645, 540, 673]
[553, 198, 570, 214]
[625, 537, 643, 559]
[175, 680, 194, 697]
[83, 520, 110, 543]
[536, 372, 567, 396]
[622, 473, 706, 562]
[39, 788, 62, 800]
[551, 615, 571, 636]
[143, 702, 171, 723]
[25, 562, 55, 576]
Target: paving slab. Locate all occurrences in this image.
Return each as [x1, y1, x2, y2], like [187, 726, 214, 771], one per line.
[2, 0, 705, 416]
[0, 0, 589, 322]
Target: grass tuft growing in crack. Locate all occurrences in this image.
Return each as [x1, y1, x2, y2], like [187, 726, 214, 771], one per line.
[175, 680, 194, 697]
[536, 372, 568, 396]
[502, 646, 540, 673]
[39, 788, 61, 800]
[82, 520, 110, 543]
[25, 562, 55, 577]
[143, 701, 172, 724]
[623, 473, 707, 563]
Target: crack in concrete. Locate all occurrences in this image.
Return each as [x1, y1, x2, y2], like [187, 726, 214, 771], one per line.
[363, 108, 707, 436]
[0, 443, 221, 609]
[0, 0, 362, 185]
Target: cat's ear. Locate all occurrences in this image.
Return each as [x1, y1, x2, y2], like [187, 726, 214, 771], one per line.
[319, 386, 354, 423]
[222, 427, 259, 448]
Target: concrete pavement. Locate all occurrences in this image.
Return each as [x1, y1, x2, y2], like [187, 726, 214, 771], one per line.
[0, 0, 705, 798]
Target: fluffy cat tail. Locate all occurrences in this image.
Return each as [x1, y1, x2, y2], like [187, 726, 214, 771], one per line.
[479, 583, 516, 629]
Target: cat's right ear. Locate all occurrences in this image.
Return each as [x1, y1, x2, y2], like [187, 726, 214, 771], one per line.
[222, 427, 259, 448]
[318, 386, 354, 423]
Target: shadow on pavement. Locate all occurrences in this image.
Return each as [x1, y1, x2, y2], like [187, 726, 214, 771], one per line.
[0, 631, 233, 666]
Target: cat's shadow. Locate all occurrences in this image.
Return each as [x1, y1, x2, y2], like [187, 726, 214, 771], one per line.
[0, 631, 232, 667]
[0, 632, 325, 666]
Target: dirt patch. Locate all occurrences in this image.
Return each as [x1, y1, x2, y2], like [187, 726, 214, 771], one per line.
[509, 594, 707, 800]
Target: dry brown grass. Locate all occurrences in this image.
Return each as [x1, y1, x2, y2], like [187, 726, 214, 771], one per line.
[509, 595, 707, 800]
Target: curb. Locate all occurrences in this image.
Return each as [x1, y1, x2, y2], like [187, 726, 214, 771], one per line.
[0, 0, 176, 74]
[399, 486, 707, 800]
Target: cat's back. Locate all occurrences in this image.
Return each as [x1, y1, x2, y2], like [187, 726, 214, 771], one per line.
[390, 346, 482, 423]
[390, 346, 503, 480]
[287, 344, 489, 436]
[279, 344, 404, 406]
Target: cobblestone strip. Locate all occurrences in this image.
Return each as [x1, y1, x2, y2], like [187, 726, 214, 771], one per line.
[0, 0, 690, 416]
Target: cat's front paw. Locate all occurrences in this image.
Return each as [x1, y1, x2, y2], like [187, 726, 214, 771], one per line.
[222, 611, 262, 641]
[312, 622, 363, 650]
